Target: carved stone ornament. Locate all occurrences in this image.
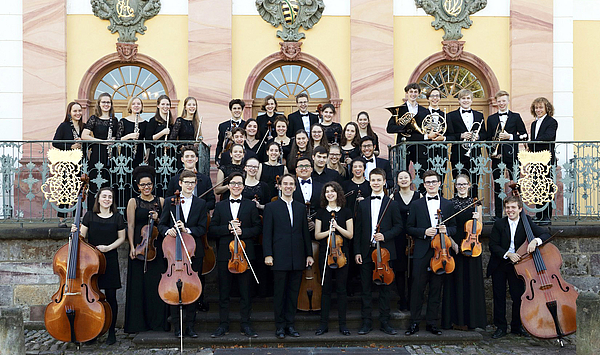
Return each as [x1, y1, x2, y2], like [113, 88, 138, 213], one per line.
[256, 0, 325, 42]
[91, 0, 161, 43]
[116, 42, 138, 61]
[279, 41, 302, 61]
[415, 0, 487, 40]
[442, 40, 465, 60]
[41, 149, 83, 206]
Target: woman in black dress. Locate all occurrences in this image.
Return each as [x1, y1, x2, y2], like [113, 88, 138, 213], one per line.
[52, 101, 84, 227]
[72, 187, 126, 345]
[340, 122, 360, 167]
[145, 95, 174, 190]
[320, 104, 343, 144]
[270, 116, 291, 162]
[314, 181, 353, 336]
[287, 130, 312, 174]
[441, 174, 486, 330]
[169, 96, 202, 171]
[215, 143, 245, 200]
[242, 157, 269, 212]
[256, 95, 282, 138]
[81, 93, 120, 211]
[258, 141, 288, 200]
[310, 123, 329, 151]
[392, 170, 420, 311]
[356, 111, 379, 156]
[124, 166, 168, 333]
[327, 145, 347, 180]
[243, 119, 264, 161]
[117, 97, 147, 206]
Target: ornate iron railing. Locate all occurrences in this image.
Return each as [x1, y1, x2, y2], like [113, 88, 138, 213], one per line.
[388, 140, 599, 223]
[0, 140, 210, 222]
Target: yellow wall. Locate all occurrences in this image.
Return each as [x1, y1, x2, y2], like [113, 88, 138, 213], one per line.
[574, 20, 600, 141]
[66, 15, 189, 106]
[232, 15, 352, 124]
[393, 16, 510, 104]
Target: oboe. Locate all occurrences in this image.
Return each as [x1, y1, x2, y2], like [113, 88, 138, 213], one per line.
[107, 118, 113, 160]
[132, 113, 139, 155]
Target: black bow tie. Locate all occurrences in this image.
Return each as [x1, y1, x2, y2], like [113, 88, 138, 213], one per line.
[365, 158, 374, 163]
[427, 195, 439, 201]
[301, 179, 311, 185]
[230, 199, 241, 204]
[499, 112, 508, 116]
[371, 195, 382, 200]
[461, 109, 472, 114]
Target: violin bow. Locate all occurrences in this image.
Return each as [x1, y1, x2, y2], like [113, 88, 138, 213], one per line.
[198, 175, 232, 199]
[440, 197, 484, 225]
[321, 213, 336, 286]
[374, 186, 398, 232]
[229, 220, 259, 284]
[169, 211, 193, 263]
[513, 229, 564, 264]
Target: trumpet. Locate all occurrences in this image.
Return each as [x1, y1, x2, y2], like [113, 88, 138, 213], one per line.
[462, 121, 482, 157]
[421, 112, 447, 136]
[386, 106, 424, 138]
[490, 121, 505, 159]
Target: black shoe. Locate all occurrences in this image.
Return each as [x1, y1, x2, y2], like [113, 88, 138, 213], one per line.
[315, 326, 328, 336]
[397, 299, 409, 312]
[106, 332, 116, 345]
[275, 328, 285, 339]
[492, 328, 507, 339]
[173, 329, 181, 338]
[185, 326, 198, 338]
[210, 327, 228, 338]
[197, 301, 209, 312]
[241, 325, 258, 338]
[285, 326, 300, 337]
[380, 323, 397, 335]
[357, 323, 372, 335]
[405, 323, 419, 336]
[511, 325, 529, 337]
[426, 325, 442, 335]
[339, 326, 351, 336]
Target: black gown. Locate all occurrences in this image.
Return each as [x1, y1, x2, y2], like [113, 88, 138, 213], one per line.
[169, 117, 196, 171]
[260, 163, 285, 200]
[124, 196, 169, 333]
[118, 118, 147, 206]
[393, 190, 420, 272]
[441, 196, 487, 330]
[321, 122, 343, 144]
[218, 164, 244, 200]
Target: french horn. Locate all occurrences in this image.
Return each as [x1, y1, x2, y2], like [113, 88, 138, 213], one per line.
[421, 112, 446, 136]
[386, 106, 425, 138]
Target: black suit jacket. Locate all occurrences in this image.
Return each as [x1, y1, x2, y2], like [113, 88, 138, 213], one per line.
[293, 179, 323, 209]
[166, 171, 215, 210]
[530, 115, 558, 163]
[406, 196, 457, 259]
[354, 195, 402, 261]
[487, 215, 551, 276]
[208, 199, 262, 261]
[287, 110, 319, 138]
[486, 111, 528, 162]
[446, 108, 487, 160]
[364, 156, 394, 189]
[158, 195, 208, 258]
[262, 199, 312, 271]
[215, 119, 246, 164]
[386, 103, 430, 144]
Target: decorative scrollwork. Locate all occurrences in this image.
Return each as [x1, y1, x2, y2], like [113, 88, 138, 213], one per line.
[41, 149, 83, 206]
[518, 151, 558, 205]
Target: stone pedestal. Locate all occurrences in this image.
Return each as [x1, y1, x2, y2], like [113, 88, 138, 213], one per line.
[0, 307, 25, 355]
[577, 291, 600, 354]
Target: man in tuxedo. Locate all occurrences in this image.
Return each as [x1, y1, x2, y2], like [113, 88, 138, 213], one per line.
[359, 136, 393, 189]
[158, 170, 208, 338]
[293, 157, 322, 231]
[287, 93, 319, 137]
[405, 170, 456, 336]
[166, 145, 215, 210]
[263, 174, 314, 339]
[311, 146, 341, 184]
[216, 99, 246, 166]
[354, 168, 402, 335]
[487, 195, 550, 338]
[208, 172, 262, 338]
[529, 97, 558, 224]
[487, 91, 528, 219]
[446, 88, 487, 197]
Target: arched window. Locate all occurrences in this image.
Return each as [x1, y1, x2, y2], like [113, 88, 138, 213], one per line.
[252, 62, 330, 117]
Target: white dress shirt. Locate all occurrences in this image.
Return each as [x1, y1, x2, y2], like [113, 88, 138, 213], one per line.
[229, 196, 241, 220]
[180, 195, 193, 234]
[298, 177, 312, 202]
[407, 101, 418, 115]
[301, 112, 311, 135]
[364, 156, 376, 181]
[370, 193, 385, 244]
[505, 217, 519, 258]
[282, 198, 294, 227]
[460, 109, 474, 131]
[498, 111, 513, 140]
[534, 114, 546, 140]
[426, 194, 440, 238]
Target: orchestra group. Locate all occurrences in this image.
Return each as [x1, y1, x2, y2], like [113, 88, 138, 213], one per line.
[51, 83, 558, 344]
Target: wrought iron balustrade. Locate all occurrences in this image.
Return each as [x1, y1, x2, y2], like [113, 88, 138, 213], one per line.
[0, 140, 210, 222]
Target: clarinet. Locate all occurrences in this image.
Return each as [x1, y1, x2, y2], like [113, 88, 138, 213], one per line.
[132, 113, 139, 155]
[107, 118, 113, 160]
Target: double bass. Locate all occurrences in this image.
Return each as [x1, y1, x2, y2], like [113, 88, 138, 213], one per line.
[45, 175, 112, 343]
[298, 202, 322, 311]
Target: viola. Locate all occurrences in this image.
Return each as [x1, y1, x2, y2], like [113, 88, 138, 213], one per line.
[228, 219, 249, 274]
[201, 213, 216, 275]
[371, 190, 396, 285]
[158, 190, 202, 306]
[460, 198, 483, 257]
[297, 241, 322, 311]
[430, 209, 455, 275]
[45, 175, 112, 343]
[135, 202, 159, 272]
[326, 212, 347, 269]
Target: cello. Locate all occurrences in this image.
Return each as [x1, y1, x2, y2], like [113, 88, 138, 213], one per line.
[298, 202, 322, 311]
[45, 175, 112, 343]
[460, 198, 483, 257]
[510, 183, 578, 343]
[430, 209, 455, 275]
[134, 202, 159, 273]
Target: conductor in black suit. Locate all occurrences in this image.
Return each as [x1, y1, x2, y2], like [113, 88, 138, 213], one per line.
[215, 99, 246, 166]
[354, 168, 402, 336]
[158, 170, 208, 338]
[487, 91, 528, 219]
[446, 89, 487, 197]
[165, 145, 215, 210]
[208, 172, 262, 338]
[263, 173, 314, 339]
[287, 93, 319, 138]
[529, 97, 558, 223]
[405, 170, 456, 336]
[487, 195, 550, 339]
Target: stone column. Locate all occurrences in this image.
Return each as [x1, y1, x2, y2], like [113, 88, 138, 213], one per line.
[577, 291, 600, 355]
[0, 308, 25, 355]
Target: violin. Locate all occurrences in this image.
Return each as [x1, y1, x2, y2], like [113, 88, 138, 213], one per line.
[228, 219, 249, 274]
[158, 190, 202, 306]
[460, 198, 483, 257]
[430, 209, 455, 275]
[509, 183, 577, 341]
[298, 202, 321, 311]
[135, 202, 159, 272]
[371, 190, 396, 285]
[201, 212, 216, 275]
[271, 175, 281, 202]
[333, 132, 339, 145]
[45, 175, 112, 343]
[326, 212, 347, 269]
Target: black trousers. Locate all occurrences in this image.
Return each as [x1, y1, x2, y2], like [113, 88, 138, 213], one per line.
[217, 261, 252, 328]
[409, 249, 444, 326]
[492, 158, 515, 218]
[272, 270, 302, 329]
[359, 258, 392, 325]
[491, 261, 524, 331]
[170, 256, 203, 330]
[319, 261, 348, 327]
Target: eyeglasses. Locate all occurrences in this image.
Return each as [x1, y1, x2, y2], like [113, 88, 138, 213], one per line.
[181, 181, 196, 185]
[455, 183, 469, 187]
[138, 182, 153, 188]
[229, 182, 244, 187]
[361, 144, 373, 148]
[297, 164, 311, 169]
[424, 180, 439, 185]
